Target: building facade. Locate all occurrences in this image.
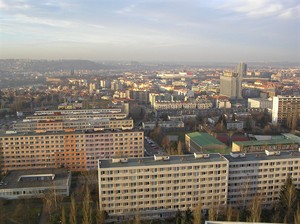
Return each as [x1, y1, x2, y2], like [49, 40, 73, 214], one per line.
[98, 151, 300, 221]
[13, 118, 134, 132]
[98, 153, 229, 222]
[0, 129, 144, 171]
[232, 139, 299, 153]
[220, 72, 242, 99]
[272, 95, 300, 125]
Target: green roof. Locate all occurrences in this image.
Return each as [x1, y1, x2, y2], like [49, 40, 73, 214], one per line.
[233, 139, 298, 147]
[186, 132, 226, 147]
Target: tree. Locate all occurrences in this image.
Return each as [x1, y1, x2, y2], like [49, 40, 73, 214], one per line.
[175, 209, 182, 224]
[182, 207, 193, 224]
[226, 205, 233, 221]
[69, 194, 77, 224]
[208, 204, 216, 221]
[279, 175, 299, 223]
[177, 140, 183, 155]
[161, 135, 170, 149]
[193, 201, 202, 224]
[294, 204, 300, 224]
[96, 201, 108, 224]
[82, 185, 92, 224]
[61, 206, 67, 224]
[247, 194, 262, 222]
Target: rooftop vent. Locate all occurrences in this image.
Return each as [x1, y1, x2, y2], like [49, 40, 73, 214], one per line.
[112, 157, 128, 163]
[154, 154, 170, 161]
[230, 152, 246, 158]
[194, 152, 210, 159]
[265, 150, 280, 156]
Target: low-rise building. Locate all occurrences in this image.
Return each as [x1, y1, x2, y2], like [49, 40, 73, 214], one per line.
[231, 139, 298, 153]
[185, 132, 227, 153]
[0, 168, 71, 199]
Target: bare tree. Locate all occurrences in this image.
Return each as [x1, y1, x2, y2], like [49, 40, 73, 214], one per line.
[69, 194, 77, 224]
[226, 205, 233, 221]
[96, 201, 108, 224]
[247, 194, 262, 222]
[177, 140, 183, 155]
[193, 200, 202, 224]
[61, 206, 67, 224]
[82, 185, 92, 224]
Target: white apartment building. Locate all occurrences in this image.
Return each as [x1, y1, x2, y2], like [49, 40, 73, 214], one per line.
[248, 98, 272, 109]
[153, 100, 212, 110]
[98, 153, 229, 222]
[12, 118, 134, 132]
[98, 150, 300, 221]
[225, 151, 300, 208]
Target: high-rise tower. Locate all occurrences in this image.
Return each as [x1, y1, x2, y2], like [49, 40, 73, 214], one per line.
[220, 72, 242, 99]
[236, 62, 247, 77]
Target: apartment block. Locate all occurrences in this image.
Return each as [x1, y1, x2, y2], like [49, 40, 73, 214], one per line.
[98, 153, 229, 222]
[98, 150, 300, 221]
[153, 100, 212, 110]
[225, 151, 300, 208]
[0, 129, 144, 171]
[272, 95, 300, 125]
[13, 118, 134, 132]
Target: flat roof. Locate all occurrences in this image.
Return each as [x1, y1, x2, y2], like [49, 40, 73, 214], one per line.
[0, 128, 142, 137]
[0, 169, 71, 190]
[186, 132, 226, 147]
[282, 133, 300, 144]
[233, 139, 298, 147]
[224, 151, 300, 163]
[99, 153, 227, 169]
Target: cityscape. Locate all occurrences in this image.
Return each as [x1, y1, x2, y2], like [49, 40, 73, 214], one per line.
[1, 1, 300, 224]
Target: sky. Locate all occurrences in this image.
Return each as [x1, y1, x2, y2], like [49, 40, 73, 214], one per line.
[0, 0, 299, 62]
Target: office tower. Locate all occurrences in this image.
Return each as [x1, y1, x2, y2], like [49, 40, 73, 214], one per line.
[219, 72, 242, 99]
[236, 62, 247, 77]
[272, 95, 300, 126]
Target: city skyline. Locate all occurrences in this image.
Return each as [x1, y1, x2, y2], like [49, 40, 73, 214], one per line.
[0, 0, 299, 62]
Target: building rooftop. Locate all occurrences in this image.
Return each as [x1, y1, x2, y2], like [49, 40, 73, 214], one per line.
[186, 132, 226, 147]
[224, 150, 300, 163]
[282, 133, 300, 145]
[233, 139, 298, 147]
[0, 168, 71, 190]
[0, 128, 142, 137]
[99, 153, 226, 169]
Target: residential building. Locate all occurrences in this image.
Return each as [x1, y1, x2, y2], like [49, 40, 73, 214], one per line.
[142, 121, 184, 131]
[98, 153, 229, 222]
[248, 98, 273, 109]
[225, 151, 300, 208]
[0, 129, 144, 171]
[153, 100, 212, 110]
[98, 150, 300, 221]
[272, 95, 300, 125]
[12, 118, 134, 132]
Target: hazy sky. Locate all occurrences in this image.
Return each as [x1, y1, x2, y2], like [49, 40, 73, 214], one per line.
[1, 0, 299, 62]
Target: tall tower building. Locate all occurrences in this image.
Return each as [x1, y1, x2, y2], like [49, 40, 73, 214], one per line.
[236, 62, 247, 77]
[272, 95, 300, 126]
[220, 72, 242, 99]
